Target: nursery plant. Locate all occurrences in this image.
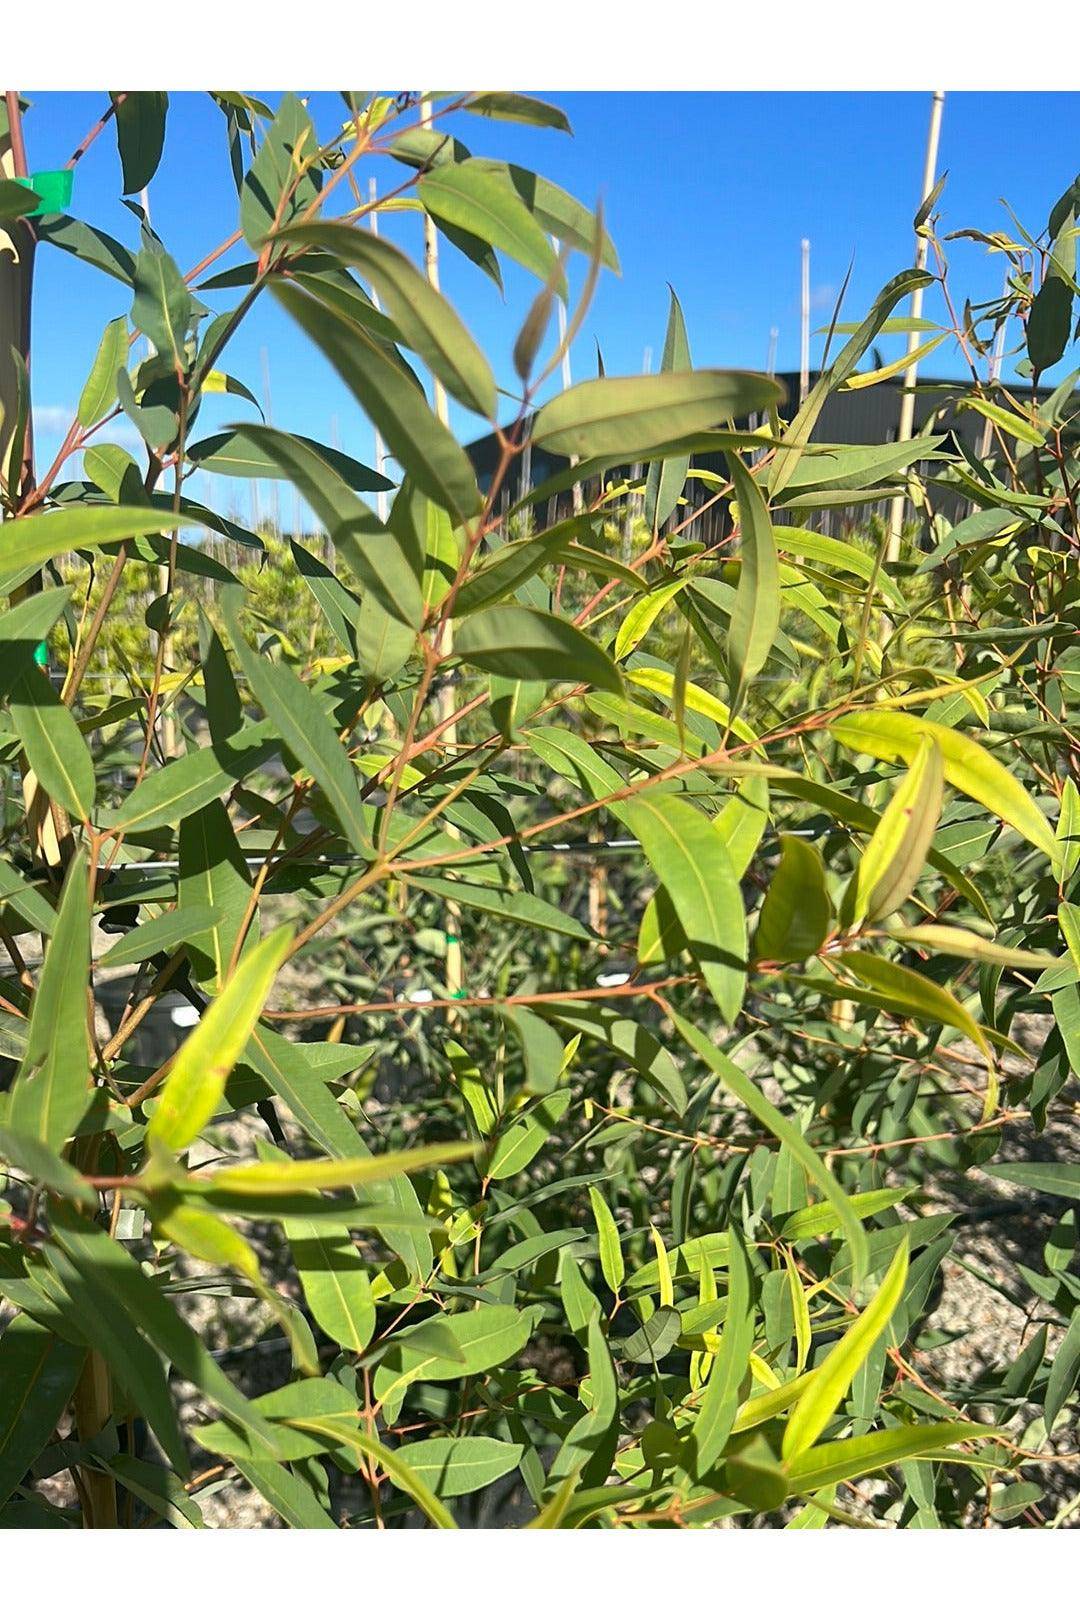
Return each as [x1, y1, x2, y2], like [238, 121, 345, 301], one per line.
[0, 89, 1077, 1529]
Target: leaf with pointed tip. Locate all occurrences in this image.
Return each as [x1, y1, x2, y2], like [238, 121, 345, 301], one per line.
[533, 370, 781, 460]
[783, 1240, 909, 1459]
[276, 221, 497, 419]
[454, 604, 621, 693]
[753, 834, 831, 964]
[842, 737, 944, 927]
[613, 791, 746, 1024]
[831, 711, 1059, 864]
[8, 853, 90, 1152]
[273, 280, 480, 522]
[0, 1316, 87, 1512]
[147, 925, 292, 1154]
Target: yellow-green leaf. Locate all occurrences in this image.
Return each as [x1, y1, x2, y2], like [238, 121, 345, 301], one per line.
[842, 736, 944, 927]
[147, 925, 292, 1154]
[782, 1239, 909, 1460]
[830, 711, 1059, 864]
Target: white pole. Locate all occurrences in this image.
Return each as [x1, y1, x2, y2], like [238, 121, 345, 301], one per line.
[420, 97, 462, 1011]
[799, 239, 810, 404]
[767, 326, 778, 378]
[886, 90, 946, 563]
[367, 178, 390, 524]
[552, 234, 582, 516]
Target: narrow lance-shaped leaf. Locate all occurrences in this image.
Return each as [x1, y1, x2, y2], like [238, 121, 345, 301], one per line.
[275, 221, 497, 418]
[669, 1011, 869, 1283]
[782, 1238, 910, 1460]
[147, 925, 292, 1155]
[220, 586, 373, 855]
[830, 711, 1059, 865]
[8, 851, 91, 1152]
[612, 791, 746, 1025]
[644, 287, 692, 532]
[842, 736, 944, 927]
[272, 279, 481, 523]
[691, 1227, 754, 1474]
[10, 663, 96, 820]
[533, 369, 782, 461]
[726, 450, 780, 709]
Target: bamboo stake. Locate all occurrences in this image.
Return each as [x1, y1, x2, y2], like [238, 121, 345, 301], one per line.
[367, 179, 390, 524]
[886, 90, 946, 565]
[799, 239, 810, 404]
[421, 98, 463, 1010]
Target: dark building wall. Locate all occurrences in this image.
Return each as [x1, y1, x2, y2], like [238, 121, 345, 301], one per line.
[466, 373, 1060, 543]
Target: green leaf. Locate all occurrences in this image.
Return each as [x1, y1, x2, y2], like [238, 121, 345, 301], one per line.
[842, 737, 944, 927]
[1045, 1309, 1080, 1429]
[187, 426, 391, 493]
[454, 605, 622, 693]
[419, 159, 560, 286]
[147, 925, 292, 1154]
[77, 317, 128, 427]
[221, 427, 421, 633]
[486, 1089, 571, 1179]
[197, 1140, 472, 1195]
[782, 1239, 909, 1460]
[113, 92, 168, 193]
[836, 950, 992, 1060]
[234, 1457, 338, 1529]
[0, 177, 40, 220]
[779, 1186, 912, 1242]
[885, 924, 1058, 971]
[8, 852, 91, 1152]
[753, 834, 831, 964]
[177, 801, 252, 989]
[221, 591, 373, 854]
[284, 1212, 375, 1354]
[285, 1420, 456, 1528]
[767, 268, 933, 498]
[831, 710, 1059, 864]
[669, 1012, 869, 1283]
[980, 1161, 1080, 1201]
[406, 873, 592, 942]
[240, 93, 320, 249]
[643, 287, 692, 533]
[612, 791, 746, 1024]
[273, 279, 480, 522]
[783, 1422, 998, 1496]
[275, 221, 497, 419]
[393, 1435, 524, 1497]
[0, 1127, 96, 1206]
[774, 526, 907, 611]
[1056, 778, 1080, 884]
[244, 1026, 434, 1281]
[533, 370, 782, 460]
[373, 1305, 535, 1410]
[0, 505, 192, 587]
[691, 1228, 755, 1473]
[620, 1304, 681, 1363]
[0, 587, 73, 702]
[464, 92, 572, 133]
[47, 1201, 282, 1453]
[131, 233, 192, 371]
[9, 663, 95, 820]
[0, 1317, 85, 1511]
[539, 1002, 686, 1115]
[726, 451, 780, 707]
[110, 729, 276, 834]
[589, 1187, 625, 1295]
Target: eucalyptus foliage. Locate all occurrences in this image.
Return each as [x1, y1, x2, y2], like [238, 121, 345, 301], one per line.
[0, 90, 1077, 1530]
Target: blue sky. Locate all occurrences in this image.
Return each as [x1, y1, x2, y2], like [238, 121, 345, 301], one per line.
[19, 90, 1080, 527]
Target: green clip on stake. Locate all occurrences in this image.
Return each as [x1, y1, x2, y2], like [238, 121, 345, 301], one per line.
[33, 641, 49, 669]
[13, 170, 74, 218]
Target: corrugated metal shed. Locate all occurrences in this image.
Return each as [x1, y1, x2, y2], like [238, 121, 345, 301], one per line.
[467, 373, 1064, 542]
